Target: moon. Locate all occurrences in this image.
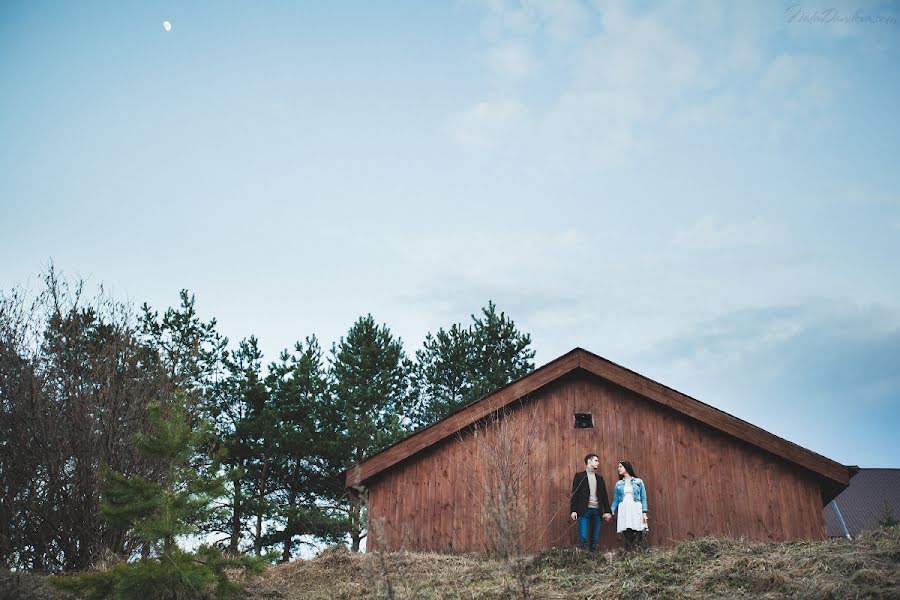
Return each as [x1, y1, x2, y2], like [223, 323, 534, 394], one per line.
[162, 20, 172, 32]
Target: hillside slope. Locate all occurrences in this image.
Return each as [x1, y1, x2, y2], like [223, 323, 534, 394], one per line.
[4, 529, 897, 599]
[247, 529, 899, 600]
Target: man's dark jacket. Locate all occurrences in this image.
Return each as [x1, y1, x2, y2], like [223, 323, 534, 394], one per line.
[570, 470, 611, 517]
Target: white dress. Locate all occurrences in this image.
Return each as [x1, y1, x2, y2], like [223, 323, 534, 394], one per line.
[616, 479, 647, 533]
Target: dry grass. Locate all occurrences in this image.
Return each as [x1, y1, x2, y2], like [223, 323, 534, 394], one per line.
[244, 529, 900, 600]
[1, 569, 66, 600]
[8, 529, 898, 599]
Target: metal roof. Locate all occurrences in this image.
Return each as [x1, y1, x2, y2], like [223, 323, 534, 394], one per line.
[825, 468, 900, 538]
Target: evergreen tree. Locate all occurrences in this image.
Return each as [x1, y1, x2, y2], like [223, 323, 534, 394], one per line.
[329, 315, 412, 551]
[139, 290, 229, 417]
[232, 338, 278, 557]
[410, 323, 473, 427]
[468, 301, 535, 402]
[265, 337, 347, 561]
[102, 399, 220, 558]
[204, 337, 273, 556]
[879, 499, 899, 528]
[411, 301, 535, 427]
[50, 396, 262, 600]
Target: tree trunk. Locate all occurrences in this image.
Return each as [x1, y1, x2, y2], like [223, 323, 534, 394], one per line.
[163, 457, 175, 561]
[163, 535, 173, 562]
[350, 494, 364, 552]
[0, 506, 8, 569]
[229, 479, 242, 554]
[254, 513, 263, 556]
[254, 449, 269, 556]
[281, 532, 292, 563]
[281, 483, 299, 563]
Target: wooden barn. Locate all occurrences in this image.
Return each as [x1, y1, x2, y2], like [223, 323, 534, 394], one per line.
[346, 348, 852, 552]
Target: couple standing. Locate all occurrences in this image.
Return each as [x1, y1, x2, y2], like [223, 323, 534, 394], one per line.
[569, 453, 649, 552]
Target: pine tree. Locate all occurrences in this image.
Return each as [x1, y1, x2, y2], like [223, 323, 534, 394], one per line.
[139, 290, 228, 416]
[410, 323, 473, 428]
[203, 338, 258, 555]
[468, 301, 535, 402]
[265, 337, 347, 561]
[879, 499, 899, 528]
[49, 396, 262, 600]
[230, 338, 278, 557]
[329, 315, 413, 551]
[411, 301, 535, 427]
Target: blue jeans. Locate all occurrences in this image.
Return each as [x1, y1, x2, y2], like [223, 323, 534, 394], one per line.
[577, 507, 603, 552]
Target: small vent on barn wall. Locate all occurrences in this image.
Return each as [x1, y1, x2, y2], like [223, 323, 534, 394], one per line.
[574, 413, 593, 429]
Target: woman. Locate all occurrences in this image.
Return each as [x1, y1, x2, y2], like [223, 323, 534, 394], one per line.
[610, 460, 649, 551]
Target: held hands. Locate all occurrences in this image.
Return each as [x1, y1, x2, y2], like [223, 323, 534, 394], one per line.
[570, 512, 614, 522]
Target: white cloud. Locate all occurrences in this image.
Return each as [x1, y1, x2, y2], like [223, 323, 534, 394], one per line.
[478, 0, 592, 44]
[587, 3, 700, 92]
[486, 43, 538, 81]
[557, 227, 579, 246]
[632, 300, 900, 465]
[760, 54, 833, 104]
[751, 53, 840, 142]
[673, 216, 785, 251]
[525, 2, 704, 167]
[445, 98, 528, 153]
[384, 228, 589, 282]
[455, 2, 844, 167]
[535, 0, 592, 44]
[538, 90, 647, 168]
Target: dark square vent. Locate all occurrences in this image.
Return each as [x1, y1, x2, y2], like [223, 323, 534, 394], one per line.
[574, 413, 593, 429]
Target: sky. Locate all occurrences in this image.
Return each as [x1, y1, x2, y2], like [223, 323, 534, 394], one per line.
[2, 0, 899, 470]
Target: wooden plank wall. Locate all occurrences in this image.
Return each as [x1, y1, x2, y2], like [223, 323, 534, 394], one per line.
[366, 370, 826, 552]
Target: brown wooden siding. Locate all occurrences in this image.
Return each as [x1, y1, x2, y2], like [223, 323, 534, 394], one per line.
[366, 371, 826, 552]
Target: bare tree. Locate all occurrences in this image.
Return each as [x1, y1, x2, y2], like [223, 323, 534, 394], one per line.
[0, 267, 172, 571]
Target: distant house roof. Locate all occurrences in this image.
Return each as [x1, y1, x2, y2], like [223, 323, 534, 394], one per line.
[347, 348, 851, 501]
[825, 468, 900, 538]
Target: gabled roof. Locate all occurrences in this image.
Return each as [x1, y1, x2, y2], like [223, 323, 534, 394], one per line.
[825, 468, 900, 537]
[346, 348, 851, 499]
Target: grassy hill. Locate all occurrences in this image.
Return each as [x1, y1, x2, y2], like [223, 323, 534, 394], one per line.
[246, 529, 899, 600]
[4, 528, 898, 599]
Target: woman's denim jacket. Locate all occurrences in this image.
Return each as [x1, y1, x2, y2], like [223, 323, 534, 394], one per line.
[610, 477, 648, 513]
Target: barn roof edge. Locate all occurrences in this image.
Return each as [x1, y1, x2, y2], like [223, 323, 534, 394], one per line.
[344, 347, 851, 495]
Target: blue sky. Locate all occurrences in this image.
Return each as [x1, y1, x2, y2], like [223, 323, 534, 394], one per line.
[2, 1, 899, 469]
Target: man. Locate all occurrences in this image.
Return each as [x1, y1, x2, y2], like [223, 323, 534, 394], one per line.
[570, 453, 612, 553]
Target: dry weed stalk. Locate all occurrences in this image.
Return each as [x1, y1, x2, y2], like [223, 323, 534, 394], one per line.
[463, 399, 547, 598]
[365, 516, 430, 600]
